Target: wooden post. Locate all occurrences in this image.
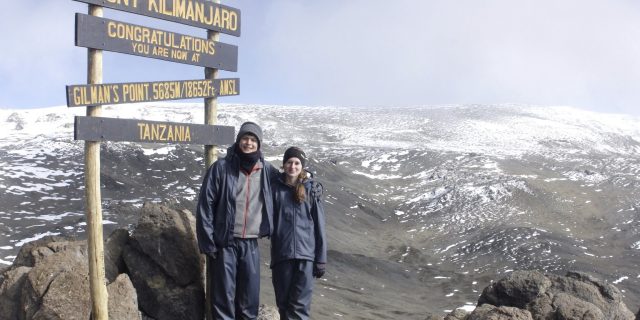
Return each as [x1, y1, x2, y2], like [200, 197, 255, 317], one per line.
[204, 0, 221, 168]
[85, 4, 109, 320]
[204, 1, 221, 319]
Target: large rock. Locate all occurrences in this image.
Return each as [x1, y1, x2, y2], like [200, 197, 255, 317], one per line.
[128, 203, 203, 285]
[20, 241, 91, 320]
[122, 203, 204, 320]
[467, 304, 533, 320]
[1, 202, 274, 320]
[105, 229, 130, 283]
[478, 270, 551, 309]
[552, 293, 604, 319]
[548, 271, 631, 318]
[469, 270, 635, 320]
[0, 236, 141, 320]
[0, 266, 31, 319]
[107, 273, 142, 320]
[12, 235, 77, 268]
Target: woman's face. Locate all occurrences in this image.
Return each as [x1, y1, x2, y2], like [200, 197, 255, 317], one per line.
[238, 134, 258, 153]
[284, 157, 302, 180]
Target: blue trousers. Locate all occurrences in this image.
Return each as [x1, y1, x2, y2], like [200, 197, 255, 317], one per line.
[272, 259, 314, 320]
[208, 238, 260, 320]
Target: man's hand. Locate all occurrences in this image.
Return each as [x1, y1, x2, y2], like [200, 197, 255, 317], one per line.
[313, 263, 325, 278]
[205, 249, 217, 260]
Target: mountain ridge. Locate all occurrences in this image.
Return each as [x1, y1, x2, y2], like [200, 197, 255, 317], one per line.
[1, 103, 639, 317]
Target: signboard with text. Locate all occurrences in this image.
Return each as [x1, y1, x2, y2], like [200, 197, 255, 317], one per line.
[73, 0, 241, 36]
[74, 116, 235, 145]
[75, 13, 238, 71]
[67, 78, 239, 107]
[69, 2, 241, 317]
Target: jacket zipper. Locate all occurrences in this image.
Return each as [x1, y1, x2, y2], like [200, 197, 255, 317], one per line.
[292, 184, 297, 256]
[242, 172, 250, 238]
[242, 165, 260, 238]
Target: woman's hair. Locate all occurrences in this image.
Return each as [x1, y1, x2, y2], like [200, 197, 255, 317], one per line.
[294, 170, 308, 203]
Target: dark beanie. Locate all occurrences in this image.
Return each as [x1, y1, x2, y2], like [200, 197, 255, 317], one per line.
[283, 147, 307, 168]
[236, 122, 263, 148]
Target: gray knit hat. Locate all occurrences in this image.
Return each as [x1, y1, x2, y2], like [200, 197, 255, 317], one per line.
[236, 122, 263, 148]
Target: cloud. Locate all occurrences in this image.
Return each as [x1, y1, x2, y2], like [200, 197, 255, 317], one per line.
[0, 2, 87, 106]
[2, 0, 640, 116]
[247, 0, 640, 114]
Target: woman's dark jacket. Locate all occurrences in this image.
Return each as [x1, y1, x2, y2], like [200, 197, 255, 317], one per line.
[270, 173, 327, 267]
[196, 144, 278, 256]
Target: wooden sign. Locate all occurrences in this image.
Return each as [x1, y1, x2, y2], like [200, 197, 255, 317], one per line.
[74, 116, 235, 145]
[67, 78, 239, 107]
[73, 0, 241, 36]
[75, 13, 238, 71]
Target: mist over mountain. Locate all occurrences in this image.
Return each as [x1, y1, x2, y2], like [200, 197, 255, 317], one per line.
[1, 103, 639, 319]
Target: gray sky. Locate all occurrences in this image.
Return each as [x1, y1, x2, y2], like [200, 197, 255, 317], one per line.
[1, 0, 639, 116]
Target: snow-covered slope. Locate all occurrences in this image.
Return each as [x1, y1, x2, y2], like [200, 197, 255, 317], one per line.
[1, 103, 639, 318]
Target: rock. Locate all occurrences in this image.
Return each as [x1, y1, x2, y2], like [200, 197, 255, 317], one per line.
[107, 273, 141, 320]
[21, 242, 91, 320]
[105, 229, 130, 283]
[473, 270, 635, 320]
[1, 203, 210, 320]
[443, 308, 468, 319]
[526, 293, 554, 319]
[467, 304, 533, 320]
[478, 270, 551, 309]
[552, 293, 604, 320]
[36, 264, 91, 319]
[258, 304, 280, 320]
[10, 237, 141, 320]
[129, 203, 202, 286]
[550, 271, 632, 319]
[12, 235, 76, 268]
[0, 266, 31, 320]
[123, 203, 204, 320]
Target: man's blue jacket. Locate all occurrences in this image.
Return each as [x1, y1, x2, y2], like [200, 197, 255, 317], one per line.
[196, 145, 277, 255]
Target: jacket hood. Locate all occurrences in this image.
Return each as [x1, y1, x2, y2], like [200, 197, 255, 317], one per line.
[225, 144, 238, 161]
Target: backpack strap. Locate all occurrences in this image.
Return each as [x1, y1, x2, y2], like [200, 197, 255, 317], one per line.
[310, 180, 324, 201]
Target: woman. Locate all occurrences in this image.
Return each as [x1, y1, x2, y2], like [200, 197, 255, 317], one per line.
[271, 147, 327, 320]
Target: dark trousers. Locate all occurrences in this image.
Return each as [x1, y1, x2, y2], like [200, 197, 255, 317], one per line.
[272, 259, 314, 320]
[208, 238, 260, 320]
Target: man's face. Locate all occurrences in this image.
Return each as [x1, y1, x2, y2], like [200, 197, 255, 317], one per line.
[238, 134, 258, 154]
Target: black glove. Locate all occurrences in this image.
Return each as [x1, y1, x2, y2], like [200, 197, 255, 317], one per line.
[313, 263, 325, 278]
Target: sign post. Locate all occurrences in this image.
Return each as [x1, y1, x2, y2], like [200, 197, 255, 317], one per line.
[74, 116, 234, 144]
[66, 78, 239, 107]
[204, 2, 221, 318]
[85, 5, 109, 320]
[73, 0, 240, 36]
[75, 14, 238, 71]
[69, 1, 240, 318]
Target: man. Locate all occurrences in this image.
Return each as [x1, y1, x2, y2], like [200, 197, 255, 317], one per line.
[196, 121, 277, 319]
